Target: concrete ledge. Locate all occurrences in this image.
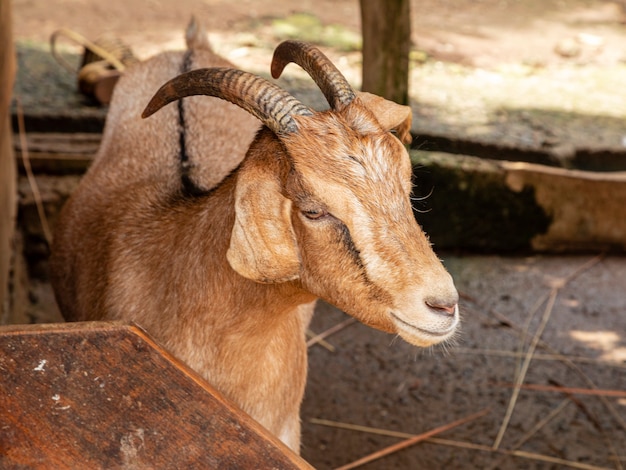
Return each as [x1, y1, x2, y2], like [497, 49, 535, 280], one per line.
[411, 150, 626, 253]
[15, 151, 626, 259]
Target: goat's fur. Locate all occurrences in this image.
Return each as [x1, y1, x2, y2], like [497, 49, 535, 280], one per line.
[50, 20, 459, 453]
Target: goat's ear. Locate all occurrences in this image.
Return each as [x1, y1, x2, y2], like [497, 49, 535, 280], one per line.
[227, 159, 301, 283]
[356, 91, 413, 145]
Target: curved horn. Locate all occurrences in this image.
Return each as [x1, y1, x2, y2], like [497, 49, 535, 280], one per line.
[142, 67, 313, 135]
[271, 40, 356, 110]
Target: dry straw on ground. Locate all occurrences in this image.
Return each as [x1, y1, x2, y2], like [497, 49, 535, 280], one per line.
[309, 254, 623, 470]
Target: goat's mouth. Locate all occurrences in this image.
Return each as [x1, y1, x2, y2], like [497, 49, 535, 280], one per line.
[390, 310, 458, 346]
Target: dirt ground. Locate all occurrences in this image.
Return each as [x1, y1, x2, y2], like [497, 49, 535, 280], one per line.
[13, 0, 626, 156]
[9, 0, 626, 469]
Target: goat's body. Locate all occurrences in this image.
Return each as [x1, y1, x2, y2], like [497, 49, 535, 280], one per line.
[89, 48, 258, 194]
[52, 27, 460, 454]
[51, 45, 313, 450]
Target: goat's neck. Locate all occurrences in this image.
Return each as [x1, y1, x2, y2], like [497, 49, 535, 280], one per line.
[152, 175, 314, 344]
[138, 176, 314, 436]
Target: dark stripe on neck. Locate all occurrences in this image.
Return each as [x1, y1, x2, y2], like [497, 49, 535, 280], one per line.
[178, 49, 206, 197]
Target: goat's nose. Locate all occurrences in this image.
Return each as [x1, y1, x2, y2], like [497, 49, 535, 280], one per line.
[425, 300, 458, 317]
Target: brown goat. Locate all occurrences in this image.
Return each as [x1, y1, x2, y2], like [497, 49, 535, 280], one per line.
[50, 21, 459, 453]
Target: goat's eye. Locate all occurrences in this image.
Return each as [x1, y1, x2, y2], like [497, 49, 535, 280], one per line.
[302, 208, 327, 220]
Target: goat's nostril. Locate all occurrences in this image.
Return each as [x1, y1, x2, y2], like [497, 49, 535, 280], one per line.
[426, 301, 458, 316]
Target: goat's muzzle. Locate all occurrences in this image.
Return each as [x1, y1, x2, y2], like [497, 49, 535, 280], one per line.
[425, 299, 458, 317]
[389, 281, 460, 347]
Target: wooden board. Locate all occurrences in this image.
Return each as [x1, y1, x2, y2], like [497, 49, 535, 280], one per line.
[0, 321, 312, 469]
[14, 132, 98, 174]
[1, 0, 17, 322]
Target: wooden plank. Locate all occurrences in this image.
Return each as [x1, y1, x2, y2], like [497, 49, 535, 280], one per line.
[1, 0, 17, 322]
[0, 321, 313, 469]
[13, 132, 98, 173]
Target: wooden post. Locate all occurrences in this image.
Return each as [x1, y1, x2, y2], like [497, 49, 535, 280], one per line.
[0, 0, 16, 323]
[360, 0, 411, 105]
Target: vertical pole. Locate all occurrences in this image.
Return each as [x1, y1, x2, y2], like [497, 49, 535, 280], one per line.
[360, 0, 411, 105]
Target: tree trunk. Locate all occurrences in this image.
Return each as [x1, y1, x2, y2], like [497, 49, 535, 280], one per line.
[360, 0, 411, 105]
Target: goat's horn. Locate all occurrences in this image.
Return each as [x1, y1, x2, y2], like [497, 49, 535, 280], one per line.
[142, 67, 313, 134]
[271, 40, 356, 110]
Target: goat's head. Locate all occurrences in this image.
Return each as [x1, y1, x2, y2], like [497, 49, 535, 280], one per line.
[142, 41, 459, 347]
